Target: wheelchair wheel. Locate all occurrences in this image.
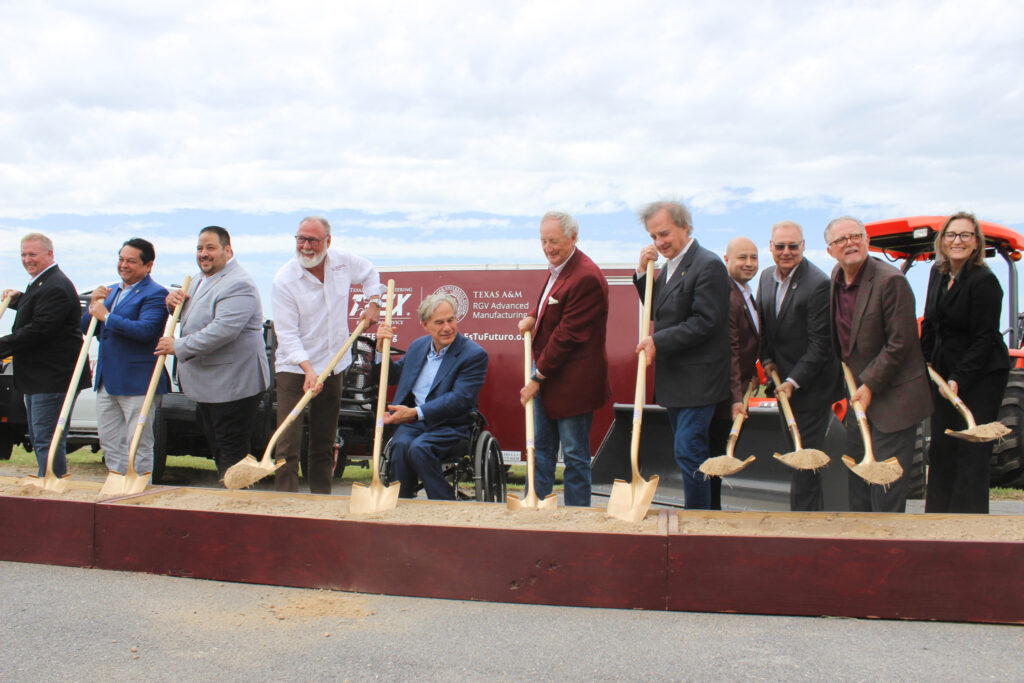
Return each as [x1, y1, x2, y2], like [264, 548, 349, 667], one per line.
[473, 431, 506, 502]
[379, 438, 395, 486]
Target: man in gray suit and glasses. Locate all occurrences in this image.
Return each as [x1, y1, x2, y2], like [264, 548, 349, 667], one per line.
[156, 226, 270, 480]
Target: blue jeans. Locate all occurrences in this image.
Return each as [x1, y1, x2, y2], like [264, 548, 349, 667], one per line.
[25, 392, 76, 478]
[666, 404, 716, 510]
[532, 392, 593, 507]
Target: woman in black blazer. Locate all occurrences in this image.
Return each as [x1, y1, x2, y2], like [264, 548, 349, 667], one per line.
[921, 212, 1010, 513]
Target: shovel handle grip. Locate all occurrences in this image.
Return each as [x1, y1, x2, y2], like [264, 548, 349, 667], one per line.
[770, 370, 804, 450]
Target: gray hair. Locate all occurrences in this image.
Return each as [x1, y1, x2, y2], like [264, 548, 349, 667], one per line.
[21, 232, 54, 251]
[640, 201, 692, 232]
[418, 293, 459, 322]
[299, 216, 331, 235]
[824, 216, 865, 244]
[541, 211, 579, 239]
[771, 220, 804, 241]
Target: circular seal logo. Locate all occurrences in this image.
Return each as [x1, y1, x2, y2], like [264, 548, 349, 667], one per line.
[433, 284, 469, 322]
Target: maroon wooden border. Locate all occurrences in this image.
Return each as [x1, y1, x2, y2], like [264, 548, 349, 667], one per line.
[94, 504, 667, 610]
[667, 534, 1024, 624]
[0, 496, 94, 567]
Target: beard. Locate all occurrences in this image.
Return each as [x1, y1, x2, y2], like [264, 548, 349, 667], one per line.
[297, 249, 327, 269]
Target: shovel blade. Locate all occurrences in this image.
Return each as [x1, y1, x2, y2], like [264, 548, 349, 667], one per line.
[946, 422, 1011, 443]
[842, 455, 903, 485]
[223, 454, 284, 490]
[349, 480, 400, 514]
[99, 472, 128, 499]
[773, 448, 830, 471]
[700, 455, 756, 477]
[22, 473, 70, 493]
[606, 475, 659, 523]
[124, 470, 151, 495]
[506, 491, 558, 511]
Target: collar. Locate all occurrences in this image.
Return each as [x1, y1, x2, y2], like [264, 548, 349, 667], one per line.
[549, 249, 576, 276]
[28, 263, 57, 286]
[666, 238, 693, 271]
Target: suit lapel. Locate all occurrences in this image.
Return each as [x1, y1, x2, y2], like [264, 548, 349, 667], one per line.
[429, 335, 464, 396]
[775, 260, 804, 325]
[655, 239, 697, 312]
[182, 263, 232, 326]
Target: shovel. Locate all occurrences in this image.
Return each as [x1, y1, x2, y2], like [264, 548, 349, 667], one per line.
[770, 369, 830, 470]
[22, 317, 99, 493]
[927, 366, 1010, 443]
[0, 292, 12, 321]
[700, 378, 758, 477]
[506, 331, 558, 511]
[100, 276, 191, 498]
[349, 279, 400, 514]
[840, 362, 903, 486]
[606, 260, 659, 523]
[224, 318, 369, 490]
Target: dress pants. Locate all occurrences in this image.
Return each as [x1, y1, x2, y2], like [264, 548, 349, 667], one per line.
[778, 402, 831, 511]
[273, 372, 343, 494]
[707, 413, 730, 510]
[926, 369, 1007, 514]
[196, 393, 262, 479]
[97, 386, 159, 475]
[388, 422, 464, 500]
[666, 404, 716, 510]
[24, 392, 77, 478]
[845, 414, 917, 512]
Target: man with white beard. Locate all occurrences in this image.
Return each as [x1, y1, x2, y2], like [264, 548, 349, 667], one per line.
[271, 216, 384, 493]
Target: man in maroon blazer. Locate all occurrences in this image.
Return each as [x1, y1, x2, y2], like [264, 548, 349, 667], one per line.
[519, 211, 611, 506]
[708, 236, 761, 509]
[826, 216, 932, 512]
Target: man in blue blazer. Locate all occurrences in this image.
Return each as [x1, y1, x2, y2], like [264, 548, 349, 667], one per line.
[376, 293, 488, 499]
[83, 238, 170, 475]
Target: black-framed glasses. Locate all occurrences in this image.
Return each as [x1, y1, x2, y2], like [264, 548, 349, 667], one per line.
[943, 231, 975, 243]
[772, 242, 802, 252]
[828, 233, 865, 249]
[295, 235, 324, 246]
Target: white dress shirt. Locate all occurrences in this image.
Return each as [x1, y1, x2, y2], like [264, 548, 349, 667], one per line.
[272, 248, 385, 375]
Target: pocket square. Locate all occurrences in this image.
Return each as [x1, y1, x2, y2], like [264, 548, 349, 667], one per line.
[548, 296, 559, 305]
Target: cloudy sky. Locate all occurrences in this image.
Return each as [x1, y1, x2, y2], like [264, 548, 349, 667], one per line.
[2, 0, 1022, 325]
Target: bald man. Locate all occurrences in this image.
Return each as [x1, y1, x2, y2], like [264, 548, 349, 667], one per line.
[708, 236, 761, 509]
[756, 221, 842, 511]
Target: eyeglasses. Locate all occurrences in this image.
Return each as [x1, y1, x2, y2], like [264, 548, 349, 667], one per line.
[295, 235, 324, 247]
[772, 242, 802, 252]
[828, 233, 865, 249]
[943, 231, 975, 243]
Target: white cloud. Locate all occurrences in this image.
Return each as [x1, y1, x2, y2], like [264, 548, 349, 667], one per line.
[0, 0, 1021, 225]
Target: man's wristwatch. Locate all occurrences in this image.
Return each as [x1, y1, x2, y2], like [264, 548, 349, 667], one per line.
[530, 373, 543, 384]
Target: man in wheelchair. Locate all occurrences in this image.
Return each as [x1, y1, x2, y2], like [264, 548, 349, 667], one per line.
[375, 293, 488, 500]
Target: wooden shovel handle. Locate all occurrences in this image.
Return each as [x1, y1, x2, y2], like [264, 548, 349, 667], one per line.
[0, 293, 12, 321]
[523, 331, 538, 497]
[44, 315, 100, 476]
[370, 280, 396, 486]
[725, 378, 758, 458]
[841, 362, 876, 464]
[770, 369, 803, 450]
[631, 260, 655, 480]
[926, 366, 978, 429]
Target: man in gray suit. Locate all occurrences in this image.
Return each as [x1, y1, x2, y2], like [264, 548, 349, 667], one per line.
[756, 220, 842, 511]
[156, 226, 270, 478]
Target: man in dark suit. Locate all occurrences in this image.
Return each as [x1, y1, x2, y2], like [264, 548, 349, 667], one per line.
[757, 220, 842, 511]
[635, 201, 730, 510]
[0, 233, 90, 477]
[708, 236, 761, 509]
[518, 211, 610, 507]
[826, 216, 932, 512]
[157, 227, 270, 479]
[82, 238, 169, 476]
[376, 294, 488, 500]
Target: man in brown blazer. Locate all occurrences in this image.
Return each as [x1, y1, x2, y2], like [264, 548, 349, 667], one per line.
[708, 236, 761, 509]
[826, 216, 932, 512]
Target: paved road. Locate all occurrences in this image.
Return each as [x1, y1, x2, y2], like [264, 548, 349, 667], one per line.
[3, 560, 1022, 682]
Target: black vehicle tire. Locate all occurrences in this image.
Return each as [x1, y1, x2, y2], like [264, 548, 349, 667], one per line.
[379, 438, 395, 486]
[991, 369, 1024, 488]
[151, 404, 168, 485]
[0, 426, 13, 460]
[474, 432, 506, 503]
[907, 419, 928, 500]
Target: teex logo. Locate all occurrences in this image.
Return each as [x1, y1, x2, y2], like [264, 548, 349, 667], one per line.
[350, 292, 412, 318]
